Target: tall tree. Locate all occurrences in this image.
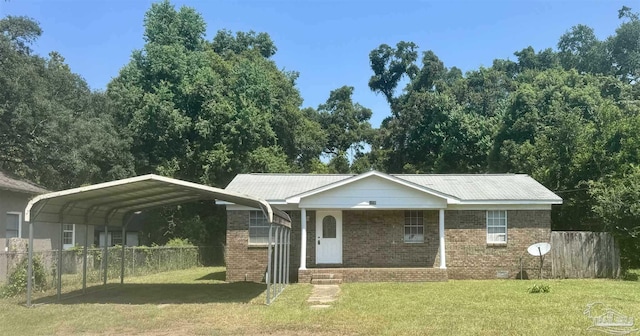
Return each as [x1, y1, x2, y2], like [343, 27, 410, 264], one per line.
[0, 16, 134, 190]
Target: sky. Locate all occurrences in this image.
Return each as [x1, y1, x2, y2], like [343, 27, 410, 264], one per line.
[0, 0, 629, 127]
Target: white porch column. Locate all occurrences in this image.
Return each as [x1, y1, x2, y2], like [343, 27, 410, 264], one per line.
[299, 208, 307, 270]
[439, 209, 446, 269]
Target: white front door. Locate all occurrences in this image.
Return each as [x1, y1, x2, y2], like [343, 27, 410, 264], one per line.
[316, 211, 342, 264]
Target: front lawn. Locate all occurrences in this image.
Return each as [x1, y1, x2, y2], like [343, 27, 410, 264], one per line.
[0, 267, 638, 335]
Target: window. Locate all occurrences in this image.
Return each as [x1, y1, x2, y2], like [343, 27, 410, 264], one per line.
[6, 212, 21, 238]
[322, 215, 336, 238]
[111, 231, 123, 246]
[63, 224, 75, 249]
[404, 210, 424, 243]
[487, 210, 507, 244]
[249, 210, 270, 244]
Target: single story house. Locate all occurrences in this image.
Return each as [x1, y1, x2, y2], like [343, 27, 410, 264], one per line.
[0, 170, 92, 251]
[223, 170, 562, 282]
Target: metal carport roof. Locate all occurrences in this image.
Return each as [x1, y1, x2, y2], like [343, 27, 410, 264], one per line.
[24, 174, 291, 307]
[25, 174, 291, 227]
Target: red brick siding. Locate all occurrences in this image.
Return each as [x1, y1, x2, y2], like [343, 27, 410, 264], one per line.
[341, 210, 439, 267]
[226, 209, 552, 282]
[299, 268, 448, 282]
[444, 210, 551, 279]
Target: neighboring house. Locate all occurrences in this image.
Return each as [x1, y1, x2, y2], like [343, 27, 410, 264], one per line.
[223, 170, 562, 282]
[0, 170, 92, 251]
[94, 214, 143, 247]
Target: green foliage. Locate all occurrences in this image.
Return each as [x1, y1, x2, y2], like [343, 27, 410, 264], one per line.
[527, 283, 551, 294]
[165, 237, 194, 247]
[590, 167, 640, 268]
[1, 256, 47, 298]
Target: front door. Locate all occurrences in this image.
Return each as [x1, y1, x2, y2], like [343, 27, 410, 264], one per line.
[316, 211, 342, 264]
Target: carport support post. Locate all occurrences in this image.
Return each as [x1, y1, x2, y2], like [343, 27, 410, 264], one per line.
[274, 225, 279, 294]
[120, 224, 126, 284]
[26, 221, 33, 307]
[82, 224, 88, 293]
[57, 221, 64, 301]
[103, 225, 108, 285]
[279, 226, 284, 292]
[266, 223, 273, 305]
[286, 229, 290, 284]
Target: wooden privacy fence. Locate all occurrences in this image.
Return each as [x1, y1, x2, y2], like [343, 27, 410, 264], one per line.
[551, 231, 620, 278]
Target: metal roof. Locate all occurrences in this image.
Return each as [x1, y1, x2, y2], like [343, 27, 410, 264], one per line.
[225, 172, 562, 203]
[25, 174, 290, 227]
[0, 170, 49, 194]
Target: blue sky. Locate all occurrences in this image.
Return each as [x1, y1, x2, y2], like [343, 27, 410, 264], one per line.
[0, 0, 628, 126]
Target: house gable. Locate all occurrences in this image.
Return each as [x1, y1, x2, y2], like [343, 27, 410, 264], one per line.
[294, 173, 452, 209]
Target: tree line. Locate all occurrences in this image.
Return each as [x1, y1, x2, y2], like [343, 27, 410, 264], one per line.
[1, 2, 638, 267]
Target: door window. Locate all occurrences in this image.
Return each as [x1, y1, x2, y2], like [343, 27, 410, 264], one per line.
[322, 215, 336, 238]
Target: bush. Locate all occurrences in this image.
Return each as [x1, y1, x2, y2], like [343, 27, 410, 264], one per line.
[165, 238, 194, 247]
[1, 256, 48, 298]
[621, 269, 639, 281]
[527, 283, 550, 294]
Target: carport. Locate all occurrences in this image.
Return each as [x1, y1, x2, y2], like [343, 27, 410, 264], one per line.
[23, 174, 291, 306]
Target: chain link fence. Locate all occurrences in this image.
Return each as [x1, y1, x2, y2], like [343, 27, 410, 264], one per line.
[1, 246, 221, 294]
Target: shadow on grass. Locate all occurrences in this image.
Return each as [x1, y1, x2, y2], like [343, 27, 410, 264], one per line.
[32, 282, 266, 305]
[196, 270, 226, 281]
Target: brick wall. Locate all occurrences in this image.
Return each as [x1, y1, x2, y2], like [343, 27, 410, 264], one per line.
[225, 211, 269, 282]
[299, 268, 448, 283]
[225, 210, 304, 282]
[226, 208, 552, 282]
[341, 210, 439, 267]
[444, 210, 551, 279]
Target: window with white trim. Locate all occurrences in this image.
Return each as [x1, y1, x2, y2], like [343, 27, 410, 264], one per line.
[249, 210, 270, 244]
[487, 210, 507, 243]
[404, 210, 424, 243]
[6, 212, 21, 238]
[63, 224, 75, 249]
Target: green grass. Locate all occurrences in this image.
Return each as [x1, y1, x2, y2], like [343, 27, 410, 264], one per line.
[0, 267, 639, 335]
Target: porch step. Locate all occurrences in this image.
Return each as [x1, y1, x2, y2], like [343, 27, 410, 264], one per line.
[311, 278, 342, 285]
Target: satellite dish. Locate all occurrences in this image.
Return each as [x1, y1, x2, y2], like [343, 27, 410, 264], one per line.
[527, 242, 551, 279]
[527, 242, 551, 256]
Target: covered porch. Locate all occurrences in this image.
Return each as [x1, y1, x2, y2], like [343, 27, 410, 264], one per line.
[297, 208, 448, 282]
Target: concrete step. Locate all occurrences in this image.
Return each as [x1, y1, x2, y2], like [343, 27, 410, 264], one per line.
[311, 278, 342, 285]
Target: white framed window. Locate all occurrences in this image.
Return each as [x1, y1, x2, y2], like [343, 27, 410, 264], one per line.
[63, 224, 75, 249]
[6, 212, 22, 238]
[487, 210, 507, 244]
[404, 210, 424, 243]
[249, 210, 270, 245]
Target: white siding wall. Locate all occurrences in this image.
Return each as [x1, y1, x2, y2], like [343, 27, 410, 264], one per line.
[299, 176, 448, 209]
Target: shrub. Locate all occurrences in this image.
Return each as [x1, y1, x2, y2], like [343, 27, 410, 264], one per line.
[621, 269, 639, 281]
[1, 256, 48, 298]
[527, 283, 550, 294]
[165, 238, 194, 247]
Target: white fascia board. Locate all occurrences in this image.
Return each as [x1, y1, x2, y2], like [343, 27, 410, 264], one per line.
[285, 170, 459, 204]
[448, 203, 553, 210]
[456, 199, 563, 205]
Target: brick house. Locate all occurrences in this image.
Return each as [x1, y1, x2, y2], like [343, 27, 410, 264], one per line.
[223, 170, 562, 282]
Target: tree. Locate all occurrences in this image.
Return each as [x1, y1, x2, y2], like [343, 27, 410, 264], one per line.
[368, 41, 419, 104]
[0, 16, 134, 190]
[315, 86, 374, 157]
[107, 1, 315, 246]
